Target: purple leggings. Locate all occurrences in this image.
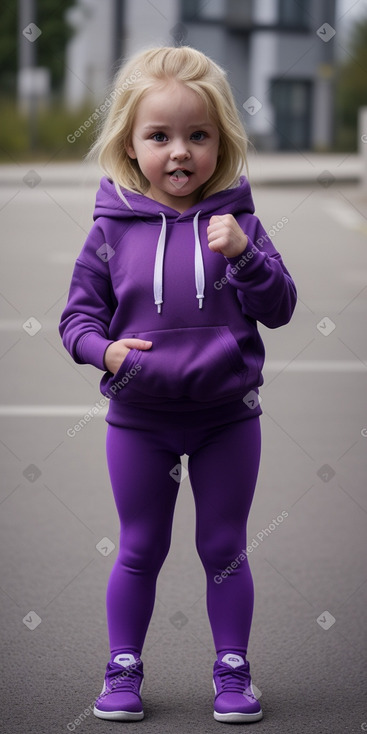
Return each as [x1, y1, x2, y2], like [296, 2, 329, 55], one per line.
[105, 411, 261, 659]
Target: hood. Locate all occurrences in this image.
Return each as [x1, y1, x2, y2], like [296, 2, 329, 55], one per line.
[93, 175, 255, 221]
[93, 176, 255, 313]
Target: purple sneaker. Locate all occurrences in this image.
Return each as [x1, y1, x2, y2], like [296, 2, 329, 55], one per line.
[213, 652, 263, 723]
[93, 652, 144, 721]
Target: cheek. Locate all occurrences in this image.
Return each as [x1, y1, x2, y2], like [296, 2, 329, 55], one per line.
[203, 143, 219, 167]
[205, 152, 219, 175]
[142, 154, 157, 171]
[143, 150, 164, 173]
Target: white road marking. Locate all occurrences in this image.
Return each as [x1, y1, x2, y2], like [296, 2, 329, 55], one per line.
[0, 320, 62, 331]
[0, 360, 366, 417]
[0, 405, 108, 417]
[264, 359, 366, 372]
[48, 251, 80, 264]
[323, 197, 367, 234]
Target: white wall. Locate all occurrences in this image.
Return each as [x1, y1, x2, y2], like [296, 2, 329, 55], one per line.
[65, 0, 180, 108]
[246, 32, 277, 137]
[123, 0, 179, 57]
[65, 0, 115, 109]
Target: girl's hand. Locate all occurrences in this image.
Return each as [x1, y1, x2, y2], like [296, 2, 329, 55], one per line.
[207, 214, 248, 259]
[104, 338, 152, 375]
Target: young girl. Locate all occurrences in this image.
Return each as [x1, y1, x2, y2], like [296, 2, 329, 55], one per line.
[59, 45, 297, 724]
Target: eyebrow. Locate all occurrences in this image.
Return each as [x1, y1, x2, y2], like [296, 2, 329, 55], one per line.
[142, 122, 215, 130]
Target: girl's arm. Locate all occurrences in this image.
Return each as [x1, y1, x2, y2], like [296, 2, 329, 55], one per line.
[59, 230, 116, 371]
[208, 214, 297, 328]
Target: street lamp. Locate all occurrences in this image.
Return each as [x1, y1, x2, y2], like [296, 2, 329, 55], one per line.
[17, 0, 50, 151]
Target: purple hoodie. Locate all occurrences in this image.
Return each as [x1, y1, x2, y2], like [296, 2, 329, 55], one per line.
[59, 176, 297, 425]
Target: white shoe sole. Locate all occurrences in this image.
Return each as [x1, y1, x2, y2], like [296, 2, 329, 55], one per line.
[213, 709, 263, 723]
[93, 706, 144, 721]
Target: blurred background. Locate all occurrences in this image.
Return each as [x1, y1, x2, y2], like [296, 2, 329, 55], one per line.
[1, 4, 367, 734]
[1, 0, 367, 161]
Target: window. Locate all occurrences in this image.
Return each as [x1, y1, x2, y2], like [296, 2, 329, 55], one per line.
[278, 0, 310, 29]
[181, 0, 225, 22]
[270, 79, 312, 149]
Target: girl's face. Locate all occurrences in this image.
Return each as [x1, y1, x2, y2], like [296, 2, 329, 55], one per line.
[126, 81, 220, 212]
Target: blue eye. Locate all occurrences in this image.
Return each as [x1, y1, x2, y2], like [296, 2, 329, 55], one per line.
[191, 131, 206, 141]
[152, 132, 167, 142]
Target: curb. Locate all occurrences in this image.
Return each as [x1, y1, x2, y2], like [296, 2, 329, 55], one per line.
[0, 154, 363, 187]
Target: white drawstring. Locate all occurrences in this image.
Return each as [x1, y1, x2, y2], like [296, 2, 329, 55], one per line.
[114, 181, 134, 210]
[114, 182, 205, 313]
[153, 213, 166, 314]
[152, 211, 206, 313]
[193, 210, 205, 309]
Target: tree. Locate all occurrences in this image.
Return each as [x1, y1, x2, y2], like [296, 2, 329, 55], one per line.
[336, 15, 367, 149]
[0, 0, 75, 94]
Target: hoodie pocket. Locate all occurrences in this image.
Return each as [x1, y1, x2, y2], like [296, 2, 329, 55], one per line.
[101, 326, 248, 404]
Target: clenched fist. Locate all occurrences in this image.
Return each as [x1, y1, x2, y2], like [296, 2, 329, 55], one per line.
[207, 214, 248, 259]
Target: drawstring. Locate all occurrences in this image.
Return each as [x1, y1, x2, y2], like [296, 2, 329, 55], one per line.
[113, 183, 205, 313]
[114, 181, 134, 210]
[193, 211, 205, 309]
[153, 210, 205, 313]
[153, 213, 166, 314]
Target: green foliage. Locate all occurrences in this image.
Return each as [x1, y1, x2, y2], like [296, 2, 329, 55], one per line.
[0, 97, 97, 162]
[0, 0, 75, 92]
[335, 15, 367, 150]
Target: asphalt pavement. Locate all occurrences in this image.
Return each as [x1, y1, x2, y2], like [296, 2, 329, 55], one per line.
[0, 156, 366, 734]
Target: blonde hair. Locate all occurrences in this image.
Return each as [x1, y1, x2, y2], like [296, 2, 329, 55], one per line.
[87, 46, 249, 199]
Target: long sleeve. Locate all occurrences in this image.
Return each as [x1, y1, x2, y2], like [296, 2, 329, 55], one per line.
[59, 226, 116, 371]
[224, 216, 297, 328]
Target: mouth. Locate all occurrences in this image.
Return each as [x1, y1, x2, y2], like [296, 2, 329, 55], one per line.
[168, 169, 192, 188]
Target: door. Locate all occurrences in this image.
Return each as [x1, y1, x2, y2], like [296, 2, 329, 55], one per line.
[271, 79, 312, 150]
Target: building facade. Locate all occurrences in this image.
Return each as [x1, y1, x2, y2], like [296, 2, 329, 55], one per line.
[64, 0, 337, 151]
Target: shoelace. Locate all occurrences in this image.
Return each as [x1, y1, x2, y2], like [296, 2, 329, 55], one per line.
[103, 662, 143, 695]
[216, 663, 255, 696]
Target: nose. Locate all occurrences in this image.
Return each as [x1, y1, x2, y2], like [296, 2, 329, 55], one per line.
[170, 139, 190, 161]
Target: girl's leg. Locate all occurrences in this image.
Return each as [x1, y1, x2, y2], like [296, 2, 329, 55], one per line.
[187, 417, 261, 657]
[105, 423, 181, 656]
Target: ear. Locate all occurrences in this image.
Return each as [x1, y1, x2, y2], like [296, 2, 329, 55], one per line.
[126, 142, 137, 159]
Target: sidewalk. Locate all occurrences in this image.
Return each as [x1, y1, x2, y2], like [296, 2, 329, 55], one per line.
[0, 152, 363, 186]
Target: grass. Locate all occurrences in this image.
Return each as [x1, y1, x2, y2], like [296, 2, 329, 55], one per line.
[0, 97, 99, 163]
[0, 96, 359, 164]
